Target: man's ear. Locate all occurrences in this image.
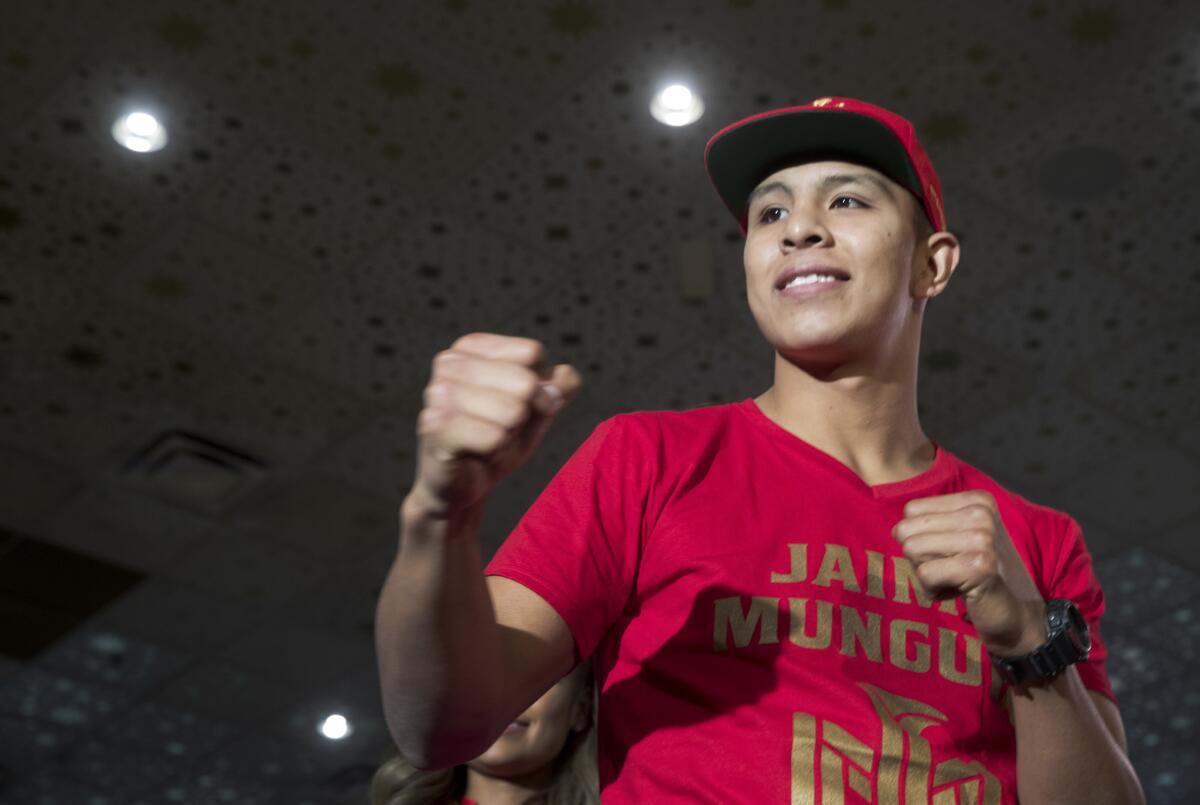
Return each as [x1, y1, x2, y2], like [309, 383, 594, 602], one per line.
[913, 230, 960, 300]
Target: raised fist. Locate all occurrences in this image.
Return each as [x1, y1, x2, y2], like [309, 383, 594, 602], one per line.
[410, 333, 582, 516]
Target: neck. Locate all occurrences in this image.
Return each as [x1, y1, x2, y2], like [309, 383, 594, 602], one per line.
[463, 764, 555, 805]
[757, 335, 933, 486]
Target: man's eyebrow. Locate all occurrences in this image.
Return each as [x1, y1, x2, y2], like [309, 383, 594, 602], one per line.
[817, 172, 897, 200]
[746, 181, 792, 209]
[746, 172, 898, 210]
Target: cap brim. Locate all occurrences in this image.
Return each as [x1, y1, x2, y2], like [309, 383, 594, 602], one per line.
[705, 109, 924, 230]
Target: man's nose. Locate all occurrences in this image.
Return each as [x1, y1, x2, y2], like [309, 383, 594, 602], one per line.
[782, 212, 830, 248]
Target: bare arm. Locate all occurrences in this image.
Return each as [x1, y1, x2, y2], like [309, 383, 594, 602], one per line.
[1010, 671, 1144, 804]
[895, 491, 1144, 804]
[374, 333, 582, 769]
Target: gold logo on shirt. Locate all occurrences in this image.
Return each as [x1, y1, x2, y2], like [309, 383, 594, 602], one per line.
[713, 544, 985, 688]
[791, 683, 1001, 804]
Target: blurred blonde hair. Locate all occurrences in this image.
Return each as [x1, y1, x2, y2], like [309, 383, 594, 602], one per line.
[371, 664, 597, 805]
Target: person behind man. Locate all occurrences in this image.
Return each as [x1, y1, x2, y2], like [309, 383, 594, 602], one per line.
[375, 97, 1145, 803]
[371, 663, 596, 805]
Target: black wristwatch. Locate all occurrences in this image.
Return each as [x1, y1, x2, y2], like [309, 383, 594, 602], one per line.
[988, 599, 1091, 686]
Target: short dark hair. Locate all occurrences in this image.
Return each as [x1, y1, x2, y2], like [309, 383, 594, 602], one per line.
[912, 201, 935, 240]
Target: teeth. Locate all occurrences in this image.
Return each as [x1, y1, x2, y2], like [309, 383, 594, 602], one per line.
[783, 274, 839, 288]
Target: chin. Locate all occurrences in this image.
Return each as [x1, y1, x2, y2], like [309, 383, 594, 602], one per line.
[761, 325, 851, 360]
[752, 305, 842, 347]
[468, 752, 550, 779]
[472, 735, 522, 766]
[469, 753, 522, 776]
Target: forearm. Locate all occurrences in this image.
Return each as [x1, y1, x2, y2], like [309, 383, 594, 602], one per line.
[1012, 668, 1144, 804]
[375, 492, 507, 768]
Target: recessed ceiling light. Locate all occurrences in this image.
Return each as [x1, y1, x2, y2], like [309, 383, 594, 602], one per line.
[319, 713, 352, 740]
[650, 83, 704, 127]
[112, 110, 168, 153]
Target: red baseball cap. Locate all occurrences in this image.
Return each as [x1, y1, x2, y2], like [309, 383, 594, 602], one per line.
[704, 96, 946, 234]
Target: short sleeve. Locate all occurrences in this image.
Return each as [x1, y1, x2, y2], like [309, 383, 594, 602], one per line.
[485, 416, 652, 662]
[1046, 514, 1116, 703]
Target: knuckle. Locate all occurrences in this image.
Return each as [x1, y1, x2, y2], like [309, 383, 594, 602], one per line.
[970, 529, 993, 552]
[477, 420, 507, 450]
[513, 371, 540, 401]
[493, 395, 527, 427]
[432, 349, 461, 372]
[967, 506, 992, 527]
[970, 552, 995, 575]
[509, 393, 533, 420]
[416, 406, 445, 436]
[969, 490, 995, 507]
[452, 332, 485, 350]
[423, 380, 452, 404]
[523, 339, 547, 364]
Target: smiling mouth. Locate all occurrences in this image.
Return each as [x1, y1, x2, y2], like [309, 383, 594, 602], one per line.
[775, 267, 851, 290]
[782, 273, 843, 289]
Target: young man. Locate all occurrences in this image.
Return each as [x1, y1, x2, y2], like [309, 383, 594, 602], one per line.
[376, 97, 1145, 803]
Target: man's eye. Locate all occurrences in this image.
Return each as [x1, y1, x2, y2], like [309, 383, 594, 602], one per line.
[758, 206, 786, 223]
[831, 196, 867, 209]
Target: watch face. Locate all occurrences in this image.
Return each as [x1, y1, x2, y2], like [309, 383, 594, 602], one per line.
[1065, 601, 1091, 652]
[1049, 599, 1091, 654]
[1048, 606, 1065, 632]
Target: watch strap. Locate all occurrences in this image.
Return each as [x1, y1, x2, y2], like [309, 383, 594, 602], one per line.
[988, 599, 1091, 686]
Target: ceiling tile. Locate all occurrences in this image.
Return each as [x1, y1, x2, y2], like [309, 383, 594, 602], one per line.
[946, 383, 1142, 490]
[0, 142, 168, 285]
[58, 735, 185, 800]
[17, 60, 257, 209]
[1147, 515, 1200, 575]
[165, 526, 326, 610]
[106, 217, 329, 350]
[313, 405, 418, 500]
[916, 327, 1036, 440]
[156, 659, 300, 725]
[0, 712, 77, 771]
[218, 618, 374, 690]
[189, 138, 412, 273]
[1096, 548, 1200, 630]
[86, 577, 261, 653]
[1071, 317, 1200, 453]
[0, 666, 129, 739]
[0, 446, 81, 531]
[34, 627, 189, 697]
[35, 483, 210, 574]
[949, 264, 1167, 378]
[232, 476, 396, 563]
[1059, 444, 1200, 535]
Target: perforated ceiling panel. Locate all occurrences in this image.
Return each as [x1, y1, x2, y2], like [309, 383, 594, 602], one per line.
[1, 0, 1198, 802]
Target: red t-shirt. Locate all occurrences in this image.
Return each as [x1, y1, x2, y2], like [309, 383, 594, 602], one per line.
[485, 400, 1113, 804]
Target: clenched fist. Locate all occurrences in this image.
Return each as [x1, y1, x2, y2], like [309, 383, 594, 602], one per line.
[409, 333, 582, 517]
[892, 491, 1048, 658]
